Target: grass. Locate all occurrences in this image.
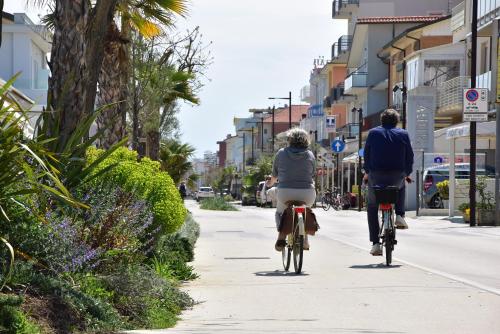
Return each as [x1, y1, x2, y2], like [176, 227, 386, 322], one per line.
[199, 197, 238, 211]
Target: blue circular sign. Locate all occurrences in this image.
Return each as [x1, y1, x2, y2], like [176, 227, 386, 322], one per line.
[331, 140, 345, 153]
[358, 148, 364, 157]
[466, 89, 479, 102]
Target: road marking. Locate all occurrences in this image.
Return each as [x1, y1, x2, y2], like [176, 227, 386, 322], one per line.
[327, 235, 500, 296]
[224, 257, 271, 260]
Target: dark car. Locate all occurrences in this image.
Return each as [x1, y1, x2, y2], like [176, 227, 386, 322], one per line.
[241, 185, 257, 206]
[422, 163, 495, 208]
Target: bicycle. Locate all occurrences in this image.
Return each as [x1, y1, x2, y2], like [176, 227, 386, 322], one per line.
[281, 201, 307, 274]
[321, 187, 342, 211]
[373, 186, 399, 266]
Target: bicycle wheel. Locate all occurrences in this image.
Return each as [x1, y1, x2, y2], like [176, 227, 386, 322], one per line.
[385, 230, 393, 266]
[292, 217, 304, 274]
[321, 196, 330, 211]
[282, 244, 291, 271]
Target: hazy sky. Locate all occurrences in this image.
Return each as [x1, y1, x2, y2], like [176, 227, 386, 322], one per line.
[4, 0, 347, 157]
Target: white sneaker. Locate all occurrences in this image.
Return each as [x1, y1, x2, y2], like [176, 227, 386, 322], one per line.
[370, 243, 383, 256]
[395, 215, 408, 229]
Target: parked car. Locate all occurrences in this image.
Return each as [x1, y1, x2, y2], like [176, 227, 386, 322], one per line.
[196, 186, 215, 202]
[422, 163, 495, 208]
[256, 181, 273, 207]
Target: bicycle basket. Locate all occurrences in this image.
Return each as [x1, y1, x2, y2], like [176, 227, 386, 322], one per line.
[373, 186, 399, 204]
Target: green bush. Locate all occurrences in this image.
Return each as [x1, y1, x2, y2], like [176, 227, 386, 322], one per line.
[200, 197, 238, 211]
[0, 294, 40, 334]
[86, 147, 186, 234]
[458, 202, 470, 213]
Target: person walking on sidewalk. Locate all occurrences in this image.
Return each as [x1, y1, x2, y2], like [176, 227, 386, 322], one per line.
[267, 128, 316, 251]
[363, 109, 414, 256]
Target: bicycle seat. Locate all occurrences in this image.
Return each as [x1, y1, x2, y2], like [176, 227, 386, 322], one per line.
[285, 200, 306, 206]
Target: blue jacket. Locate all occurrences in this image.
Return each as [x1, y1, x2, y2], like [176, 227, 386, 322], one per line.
[364, 125, 414, 176]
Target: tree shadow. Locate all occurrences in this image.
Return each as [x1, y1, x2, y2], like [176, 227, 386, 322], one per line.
[254, 270, 309, 277]
[350, 263, 402, 269]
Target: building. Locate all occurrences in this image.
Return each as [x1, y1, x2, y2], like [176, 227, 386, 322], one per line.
[0, 12, 51, 109]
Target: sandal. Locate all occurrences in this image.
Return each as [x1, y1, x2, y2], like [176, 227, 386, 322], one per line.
[275, 239, 286, 252]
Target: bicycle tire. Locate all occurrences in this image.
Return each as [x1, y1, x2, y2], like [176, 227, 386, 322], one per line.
[293, 232, 304, 274]
[385, 231, 393, 266]
[321, 197, 330, 211]
[282, 246, 291, 271]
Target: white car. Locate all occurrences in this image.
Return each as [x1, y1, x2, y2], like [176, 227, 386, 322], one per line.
[196, 187, 215, 201]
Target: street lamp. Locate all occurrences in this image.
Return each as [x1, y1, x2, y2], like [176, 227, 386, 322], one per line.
[352, 107, 363, 212]
[239, 127, 256, 168]
[269, 91, 292, 130]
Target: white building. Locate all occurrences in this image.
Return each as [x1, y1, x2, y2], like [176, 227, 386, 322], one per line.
[0, 12, 52, 110]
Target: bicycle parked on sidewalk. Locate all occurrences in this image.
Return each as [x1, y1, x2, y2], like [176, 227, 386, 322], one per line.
[373, 185, 399, 266]
[320, 187, 342, 211]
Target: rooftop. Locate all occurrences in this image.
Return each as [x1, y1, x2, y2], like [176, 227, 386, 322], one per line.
[263, 105, 309, 124]
[357, 16, 445, 24]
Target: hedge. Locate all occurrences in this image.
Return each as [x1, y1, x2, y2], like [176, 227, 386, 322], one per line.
[86, 147, 186, 234]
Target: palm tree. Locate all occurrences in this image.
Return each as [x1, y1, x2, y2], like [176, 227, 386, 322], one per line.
[31, 0, 119, 152]
[96, 0, 189, 149]
[159, 139, 195, 185]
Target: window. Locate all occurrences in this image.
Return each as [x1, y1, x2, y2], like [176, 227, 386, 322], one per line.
[264, 128, 267, 134]
[423, 60, 460, 87]
[480, 42, 490, 74]
[32, 60, 39, 89]
[406, 59, 419, 90]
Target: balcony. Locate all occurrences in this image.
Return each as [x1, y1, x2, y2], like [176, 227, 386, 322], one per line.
[344, 71, 368, 95]
[476, 71, 491, 90]
[451, 1, 465, 32]
[478, 0, 500, 28]
[337, 123, 359, 139]
[436, 76, 469, 116]
[332, 0, 359, 19]
[331, 35, 352, 63]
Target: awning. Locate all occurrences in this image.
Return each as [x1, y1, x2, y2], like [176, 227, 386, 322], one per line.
[445, 121, 496, 139]
[342, 152, 360, 164]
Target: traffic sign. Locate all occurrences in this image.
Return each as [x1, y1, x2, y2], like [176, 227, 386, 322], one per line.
[434, 156, 444, 164]
[358, 148, 364, 157]
[331, 139, 345, 153]
[463, 88, 488, 122]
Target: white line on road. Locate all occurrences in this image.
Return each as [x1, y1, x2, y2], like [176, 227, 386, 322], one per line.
[326, 234, 500, 297]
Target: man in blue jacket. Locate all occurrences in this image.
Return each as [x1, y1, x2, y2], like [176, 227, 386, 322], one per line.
[363, 109, 414, 256]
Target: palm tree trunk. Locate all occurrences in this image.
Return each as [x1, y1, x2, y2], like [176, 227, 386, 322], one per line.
[47, 0, 118, 151]
[96, 22, 126, 149]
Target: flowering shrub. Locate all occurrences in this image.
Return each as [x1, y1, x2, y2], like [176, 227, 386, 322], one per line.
[86, 147, 186, 234]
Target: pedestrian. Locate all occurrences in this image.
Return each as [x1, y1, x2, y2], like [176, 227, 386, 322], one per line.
[179, 181, 187, 201]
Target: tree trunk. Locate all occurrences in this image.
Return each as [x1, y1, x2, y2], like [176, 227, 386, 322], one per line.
[48, 0, 118, 151]
[147, 130, 160, 161]
[96, 22, 125, 149]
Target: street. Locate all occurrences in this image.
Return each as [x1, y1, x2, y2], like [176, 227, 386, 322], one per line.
[131, 200, 500, 334]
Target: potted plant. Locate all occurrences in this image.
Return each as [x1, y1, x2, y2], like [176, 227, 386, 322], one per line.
[477, 176, 496, 226]
[458, 203, 470, 223]
[436, 180, 449, 208]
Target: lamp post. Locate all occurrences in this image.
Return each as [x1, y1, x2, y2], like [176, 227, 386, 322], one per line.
[269, 91, 292, 130]
[352, 107, 363, 212]
[469, 0, 478, 227]
[240, 128, 255, 168]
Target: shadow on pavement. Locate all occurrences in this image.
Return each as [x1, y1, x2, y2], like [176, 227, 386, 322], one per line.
[350, 263, 402, 269]
[254, 270, 309, 277]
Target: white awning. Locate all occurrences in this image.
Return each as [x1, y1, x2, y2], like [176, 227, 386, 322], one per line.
[342, 152, 359, 164]
[445, 121, 496, 139]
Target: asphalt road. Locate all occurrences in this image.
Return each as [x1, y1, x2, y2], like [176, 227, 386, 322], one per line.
[130, 201, 500, 334]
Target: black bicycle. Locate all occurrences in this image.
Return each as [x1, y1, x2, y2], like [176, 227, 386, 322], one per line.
[320, 188, 342, 211]
[373, 186, 399, 266]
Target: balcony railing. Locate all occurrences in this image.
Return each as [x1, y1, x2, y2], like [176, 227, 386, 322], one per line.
[478, 0, 500, 27]
[437, 76, 469, 113]
[330, 84, 345, 102]
[344, 72, 368, 93]
[451, 1, 465, 32]
[331, 35, 352, 60]
[332, 0, 359, 18]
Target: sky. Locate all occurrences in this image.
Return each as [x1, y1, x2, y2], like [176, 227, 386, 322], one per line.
[4, 0, 347, 157]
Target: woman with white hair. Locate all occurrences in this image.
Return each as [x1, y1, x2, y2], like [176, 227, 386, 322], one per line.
[266, 128, 316, 251]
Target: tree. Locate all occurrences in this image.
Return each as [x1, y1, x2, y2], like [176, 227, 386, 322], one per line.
[41, 0, 119, 152]
[159, 139, 196, 185]
[129, 28, 211, 158]
[96, 0, 189, 149]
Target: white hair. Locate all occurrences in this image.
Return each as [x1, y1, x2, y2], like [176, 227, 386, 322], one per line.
[286, 127, 310, 149]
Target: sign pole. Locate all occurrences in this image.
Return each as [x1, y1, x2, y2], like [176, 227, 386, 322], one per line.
[469, 0, 478, 227]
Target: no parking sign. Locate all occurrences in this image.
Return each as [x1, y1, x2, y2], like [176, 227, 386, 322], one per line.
[463, 88, 488, 122]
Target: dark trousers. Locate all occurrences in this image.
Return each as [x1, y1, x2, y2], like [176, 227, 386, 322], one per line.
[367, 171, 406, 244]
